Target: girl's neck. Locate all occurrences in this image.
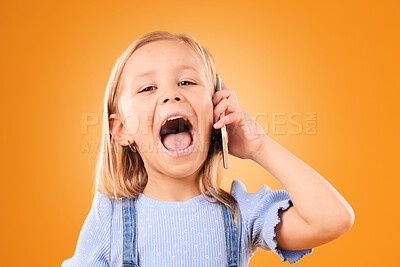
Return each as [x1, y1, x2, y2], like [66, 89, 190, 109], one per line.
[142, 171, 202, 202]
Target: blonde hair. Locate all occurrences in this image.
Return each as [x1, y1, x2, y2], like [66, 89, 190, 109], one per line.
[93, 30, 238, 224]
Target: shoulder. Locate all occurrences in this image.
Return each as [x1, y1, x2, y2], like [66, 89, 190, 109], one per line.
[230, 179, 289, 204]
[229, 179, 292, 224]
[92, 192, 113, 222]
[229, 179, 290, 247]
[93, 191, 113, 206]
[230, 179, 272, 198]
[80, 191, 114, 236]
[61, 192, 114, 266]
[229, 180, 313, 264]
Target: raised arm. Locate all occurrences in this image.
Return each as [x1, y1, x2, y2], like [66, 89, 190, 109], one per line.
[212, 81, 355, 251]
[251, 135, 355, 250]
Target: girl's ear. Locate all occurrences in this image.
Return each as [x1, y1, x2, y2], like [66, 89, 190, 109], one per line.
[109, 114, 132, 146]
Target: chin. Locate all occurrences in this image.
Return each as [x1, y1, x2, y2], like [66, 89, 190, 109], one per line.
[163, 162, 202, 179]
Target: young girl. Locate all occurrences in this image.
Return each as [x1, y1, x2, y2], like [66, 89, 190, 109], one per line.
[62, 31, 354, 267]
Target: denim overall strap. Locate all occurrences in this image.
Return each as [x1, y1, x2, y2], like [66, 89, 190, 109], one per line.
[121, 197, 138, 267]
[222, 200, 239, 267]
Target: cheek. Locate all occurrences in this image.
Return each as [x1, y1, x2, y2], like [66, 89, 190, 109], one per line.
[204, 95, 214, 121]
[124, 101, 154, 138]
[123, 110, 140, 136]
[194, 94, 214, 132]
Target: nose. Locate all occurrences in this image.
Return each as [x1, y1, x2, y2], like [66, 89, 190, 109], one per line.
[161, 90, 182, 104]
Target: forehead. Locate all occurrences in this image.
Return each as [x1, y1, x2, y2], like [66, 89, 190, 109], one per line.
[122, 39, 206, 80]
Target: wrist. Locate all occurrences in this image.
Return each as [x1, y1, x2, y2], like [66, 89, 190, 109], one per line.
[251, 134, 272, 164]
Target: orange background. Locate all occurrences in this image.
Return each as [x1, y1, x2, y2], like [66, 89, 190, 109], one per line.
[1, 0, 399, 266]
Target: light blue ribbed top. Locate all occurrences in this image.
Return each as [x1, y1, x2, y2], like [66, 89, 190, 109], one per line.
[61, 179, 313, 266]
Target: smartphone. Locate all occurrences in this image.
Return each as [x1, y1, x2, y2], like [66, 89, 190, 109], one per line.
[215, 74, 229, 169]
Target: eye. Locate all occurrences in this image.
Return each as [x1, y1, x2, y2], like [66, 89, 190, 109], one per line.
[139, 86, 156, 93]
[178, 80, 195, 86]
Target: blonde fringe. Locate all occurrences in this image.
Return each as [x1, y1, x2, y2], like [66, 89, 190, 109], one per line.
[93, 31, 239, 225]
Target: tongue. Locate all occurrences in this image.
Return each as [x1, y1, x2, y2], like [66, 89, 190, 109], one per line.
[162, 132, 192, 151]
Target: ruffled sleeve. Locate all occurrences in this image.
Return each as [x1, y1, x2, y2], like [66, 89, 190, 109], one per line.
[62, 192, 112, 267]
[231, 179, 313, 264]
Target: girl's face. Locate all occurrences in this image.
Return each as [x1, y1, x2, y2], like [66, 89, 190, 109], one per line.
[113, 39, 214, 179]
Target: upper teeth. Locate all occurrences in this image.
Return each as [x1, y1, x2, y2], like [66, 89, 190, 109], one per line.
[162, 115, 188, 127]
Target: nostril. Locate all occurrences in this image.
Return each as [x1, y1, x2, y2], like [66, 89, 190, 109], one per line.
[163, 96, 181, 103]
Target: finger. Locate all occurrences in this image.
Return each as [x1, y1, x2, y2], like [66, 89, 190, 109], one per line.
[212, 89, 238, 106]
[213, 98, 238, 123]
[213, 111, 245, 129]
[221, 81, 228, 90]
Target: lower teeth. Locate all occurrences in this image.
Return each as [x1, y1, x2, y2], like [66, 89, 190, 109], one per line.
[171, 145, 191, 154]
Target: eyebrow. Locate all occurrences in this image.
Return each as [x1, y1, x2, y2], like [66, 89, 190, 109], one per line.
[133, 64, 200, 79]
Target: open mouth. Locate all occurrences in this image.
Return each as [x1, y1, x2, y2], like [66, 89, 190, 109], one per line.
[159, 116, 195, 155]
